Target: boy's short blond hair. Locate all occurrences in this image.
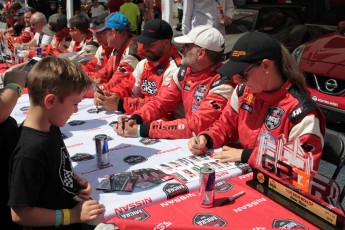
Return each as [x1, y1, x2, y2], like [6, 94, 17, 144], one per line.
[27, 56, 93, 105]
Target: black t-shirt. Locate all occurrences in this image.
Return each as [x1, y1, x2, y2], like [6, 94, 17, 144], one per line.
[8, 125, 83, 230]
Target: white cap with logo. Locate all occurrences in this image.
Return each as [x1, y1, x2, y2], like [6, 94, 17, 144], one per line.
[173, 25, 225, 52]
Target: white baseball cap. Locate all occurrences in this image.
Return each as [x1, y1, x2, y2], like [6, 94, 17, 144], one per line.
[174, 25, 225, 52]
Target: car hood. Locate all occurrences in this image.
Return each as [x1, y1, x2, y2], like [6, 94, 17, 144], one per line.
[299, 32, 345, 79]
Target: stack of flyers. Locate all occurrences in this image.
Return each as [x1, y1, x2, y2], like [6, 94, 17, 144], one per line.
[97, 168, 173, 192]
[155, 154, 236, 184]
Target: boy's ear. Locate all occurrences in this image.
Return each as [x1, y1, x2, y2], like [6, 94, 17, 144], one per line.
[44, 94, 57, 109]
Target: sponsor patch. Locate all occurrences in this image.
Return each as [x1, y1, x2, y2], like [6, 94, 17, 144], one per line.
[141, 79, 158, 95]
[156, 64, 165, 76]
[272, 219, 307, 229]
[68, 120, 86, 126]
[123, 155, 148, 165]
[183, 84, 190, 91]
[192, 104, 200, 111]
[71, 153, 94, 162]
[241, 103, 253, 113]
[193, 214, 227, 226]
[265, 107, 284, 130]
[163, 183, 189, 199]
[194, 85, 207, 103]
[178, 65, 187, 81]
[210, 100, 221, 110]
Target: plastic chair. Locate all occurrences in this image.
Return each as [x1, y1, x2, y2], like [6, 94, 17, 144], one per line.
[321, 128, 345, 180]
[320, 128, 345, 210]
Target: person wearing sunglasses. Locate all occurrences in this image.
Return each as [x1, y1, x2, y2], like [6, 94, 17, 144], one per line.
[188, 31, 325, 171]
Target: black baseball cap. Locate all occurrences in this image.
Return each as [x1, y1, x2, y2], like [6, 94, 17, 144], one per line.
[134, 19, 173, 44]
[217, 31, 282, 78]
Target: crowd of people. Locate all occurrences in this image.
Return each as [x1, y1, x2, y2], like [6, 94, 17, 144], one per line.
[0, 0, 326, 229]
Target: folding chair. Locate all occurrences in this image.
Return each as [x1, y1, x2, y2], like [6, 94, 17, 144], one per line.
[320, 128, 345, 211]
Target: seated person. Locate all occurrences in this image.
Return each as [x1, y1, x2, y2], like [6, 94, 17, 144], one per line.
[67, 14, 98, 55]
[188, 32, 325, 171]
[114, 26, 235, 139]
[83, 12, 113, 73]
[93, 19, 182, 116]
[42, 13, 72, 56]
[12, 6, 36, 45]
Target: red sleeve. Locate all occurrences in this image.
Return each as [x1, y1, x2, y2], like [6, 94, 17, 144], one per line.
[12, 31, 32, 43]
[88, 55, 113, 84]
[200, 90, 240, 148]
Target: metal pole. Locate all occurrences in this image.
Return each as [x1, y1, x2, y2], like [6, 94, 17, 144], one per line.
[66, 0, 74, 20]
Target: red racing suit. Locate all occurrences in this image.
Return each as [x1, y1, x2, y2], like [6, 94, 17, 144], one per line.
[83, 36, 143, 98]
[130, 62, 236, 139]
[83, 45, 113, 74]
[200, 81, 326, 170]
[114, 45, 182, 115]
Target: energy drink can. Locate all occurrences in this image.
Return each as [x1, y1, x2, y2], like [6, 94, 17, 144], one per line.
[199, 166, 215, 208]
[36, 47, 42, 58]
[95, 134, 109, 168]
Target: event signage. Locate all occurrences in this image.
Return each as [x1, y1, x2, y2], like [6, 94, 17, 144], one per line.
[252, 131, 345, 229]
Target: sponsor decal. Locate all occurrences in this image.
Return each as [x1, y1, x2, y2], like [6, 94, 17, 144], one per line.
[68, 120, 86, 126]
[194, 85, 207, 103]
[290, 105, 303, 118]
[192, 104, 200, 111]
[265, 107, 284, 130]
[118, 209, 150, 221]
[216, 181, 233, 192]
[243, 92, 255, 104]
[193, 214, 227, 226]
[156, 64, 165, 76]
[210, 100, 221, 110]
[123, 155, 147, 165]
[178, 65, 187, 81]
[272, 219, 307, 229]
[232, 50, 246, 57]
[183, 84, 190, 91]
[20, 106, 29, 111]
[71, 153, 94, 162]
[163, 183, 189, 199]
[241, 103, 253, 113]
[141, 79, 158, 95]
[257, 172, 265, 183]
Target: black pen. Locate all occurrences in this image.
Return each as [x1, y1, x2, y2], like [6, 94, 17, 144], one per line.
[192, 131, 200, 145]
[218, 191, 245, 207]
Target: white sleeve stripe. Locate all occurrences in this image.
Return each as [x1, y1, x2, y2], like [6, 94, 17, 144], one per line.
[230, 88, 239, 113]
[289, 115, 324, 146]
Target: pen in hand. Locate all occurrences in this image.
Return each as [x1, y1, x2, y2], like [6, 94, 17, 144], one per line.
[218, 191, 245, 207]
[192, 131, 200, 145]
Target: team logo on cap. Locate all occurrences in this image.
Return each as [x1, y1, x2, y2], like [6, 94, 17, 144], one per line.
[193, 214, 227, 226]
[265, 107, 284, 130]
[194, 85, 207, 103]
[232, 50, 246, 57]
[118, 209, 150, 221]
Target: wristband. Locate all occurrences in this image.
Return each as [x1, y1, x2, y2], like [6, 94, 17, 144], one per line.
[137, 125, 141, 138]
[5, 83, 22, 97]
[62, 209, 70, 225]
[55, 209, 61, 227]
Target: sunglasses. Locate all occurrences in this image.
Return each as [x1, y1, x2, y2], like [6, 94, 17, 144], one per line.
[237, 60, 262, 82]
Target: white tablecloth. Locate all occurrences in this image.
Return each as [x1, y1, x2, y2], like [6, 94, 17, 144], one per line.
[11, 94, 249, 220]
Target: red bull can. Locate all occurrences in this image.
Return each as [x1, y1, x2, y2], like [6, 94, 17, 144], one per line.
[36, 47, 42, 58]
[95, 134, 109, 168]
[199, 166, 215, 208]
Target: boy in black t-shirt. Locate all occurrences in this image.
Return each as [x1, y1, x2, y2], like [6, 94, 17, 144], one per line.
[8, 56, 105, 229]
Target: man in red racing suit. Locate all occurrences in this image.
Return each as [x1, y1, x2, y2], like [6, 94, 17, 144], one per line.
[93, 19, 182, 116]
[115, 26, 236, 139]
